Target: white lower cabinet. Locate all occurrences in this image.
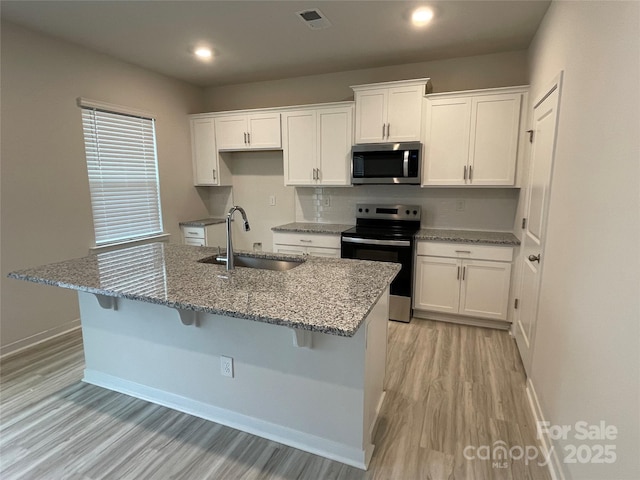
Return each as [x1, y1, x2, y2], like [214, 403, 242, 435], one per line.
[181, 224, 226, 248]
[272, 232, 341, 258]
[414, 242, 513, 321]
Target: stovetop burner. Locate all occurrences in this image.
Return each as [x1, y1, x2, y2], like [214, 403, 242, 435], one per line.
[341, 203, 422, 241]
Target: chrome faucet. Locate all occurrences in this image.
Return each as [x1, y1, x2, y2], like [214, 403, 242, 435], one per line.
[218, 206, 250, 270]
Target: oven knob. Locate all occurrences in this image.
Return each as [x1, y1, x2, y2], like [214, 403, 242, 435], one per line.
[405, 210, 410, 215]
[413, 210, 418, 215]
[358, 208, 363, 213]
[365, 208, 369, 213]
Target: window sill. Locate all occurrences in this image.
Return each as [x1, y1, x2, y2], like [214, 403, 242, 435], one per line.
[89, 233, 171, 254]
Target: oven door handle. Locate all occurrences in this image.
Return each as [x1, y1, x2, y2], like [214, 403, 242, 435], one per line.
[342, 237, 411, 247]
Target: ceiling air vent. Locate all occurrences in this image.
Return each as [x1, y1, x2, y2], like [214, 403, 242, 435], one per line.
[296, 9, 332, 30]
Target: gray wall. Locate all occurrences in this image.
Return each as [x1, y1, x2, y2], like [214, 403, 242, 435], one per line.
[526, 2, 639, 478]
[203, 50, 528, 111]
[0, 22, 207, 353]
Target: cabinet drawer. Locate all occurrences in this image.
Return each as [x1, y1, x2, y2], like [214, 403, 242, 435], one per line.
[416, 241, 513, 262]
[272, 232, 341, 249]
[184, 237, 206, 246]
[183, 227, 205, 239]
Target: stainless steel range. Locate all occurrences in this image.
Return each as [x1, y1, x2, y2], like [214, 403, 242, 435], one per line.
[341, 204, 421, 322]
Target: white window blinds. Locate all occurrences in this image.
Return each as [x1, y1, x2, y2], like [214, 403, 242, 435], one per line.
[80, 103, 164, 246]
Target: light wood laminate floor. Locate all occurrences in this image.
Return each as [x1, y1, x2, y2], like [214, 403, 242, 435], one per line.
[1, 319, 551, 480]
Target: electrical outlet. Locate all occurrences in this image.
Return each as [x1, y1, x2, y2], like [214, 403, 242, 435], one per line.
[323, 196, 331, 207]
[221, 355, 234, 378]
[269, 195, 276, 206]
[455, 199, 466, 212]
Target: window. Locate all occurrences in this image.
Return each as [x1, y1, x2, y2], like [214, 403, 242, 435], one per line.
[79, 98, 164, 246]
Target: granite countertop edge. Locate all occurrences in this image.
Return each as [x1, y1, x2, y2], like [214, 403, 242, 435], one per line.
[7, 246, 400, 338]
[414, 228, 521, 246]
[271, 222, 354, 235]
[179, 218, 226, 227]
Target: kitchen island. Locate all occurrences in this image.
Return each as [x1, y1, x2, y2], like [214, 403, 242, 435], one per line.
[8, 243, 400, 469]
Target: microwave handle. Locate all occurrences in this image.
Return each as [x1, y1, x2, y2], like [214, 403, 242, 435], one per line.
[403, 150, 409, 177]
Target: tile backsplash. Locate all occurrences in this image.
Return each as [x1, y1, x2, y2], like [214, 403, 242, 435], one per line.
[295, 185, 519, 231]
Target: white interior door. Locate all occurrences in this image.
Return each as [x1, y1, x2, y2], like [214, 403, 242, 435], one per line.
[515, 75, 562, 375]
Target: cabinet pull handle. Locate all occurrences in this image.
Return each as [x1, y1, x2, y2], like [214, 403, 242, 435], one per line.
[387, 123, 390, 138]
[462, 266, 466, 281]
[469, 165, 473, 182]
[457, 266, 460, 280]
[382, 124, 386, 138]
[455, 250, 471, 254]
[212, 169, 216, 181]
[247, 132, 251, 144]
[312, 168, 317, 180]
[300, 239, 312, 243]
[463, 165, 467, 181]
[316, 168, 320, 181]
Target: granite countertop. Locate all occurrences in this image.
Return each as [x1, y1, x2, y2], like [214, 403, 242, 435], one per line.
[179, 217, 226, 227]
[271, 222, 353, 235]
[8, 243, 400, 337]
[415, 228, 520, 246]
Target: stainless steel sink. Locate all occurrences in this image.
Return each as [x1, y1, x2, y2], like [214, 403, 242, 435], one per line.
[199, 254, 304, 271]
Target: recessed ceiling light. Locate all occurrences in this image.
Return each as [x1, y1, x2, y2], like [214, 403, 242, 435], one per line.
[194, 47, 213, 60]
[411, 7, 434, 26]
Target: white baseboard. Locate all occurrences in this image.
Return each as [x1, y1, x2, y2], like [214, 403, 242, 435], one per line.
[526, 378, 565, 480]
[413, 310, 511, 330]
[83, 369, 369, 470]
[0, 319, 81, 359]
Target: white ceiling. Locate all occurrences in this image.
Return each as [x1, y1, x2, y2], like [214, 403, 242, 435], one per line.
[1, 1, 550, 87]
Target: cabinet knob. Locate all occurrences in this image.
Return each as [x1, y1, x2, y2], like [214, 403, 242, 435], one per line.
[528, 254, 541, 263]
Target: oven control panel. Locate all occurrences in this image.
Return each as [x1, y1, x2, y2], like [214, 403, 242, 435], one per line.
[355, 204, 421, 221]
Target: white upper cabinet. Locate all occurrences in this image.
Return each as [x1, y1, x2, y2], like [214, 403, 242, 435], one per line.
[422, 86, 528, 186]
[189, 117, 231, 186]
[282, 103, 353, 186]
[352, 78, 431, 144]
[215, 112, 281, 151]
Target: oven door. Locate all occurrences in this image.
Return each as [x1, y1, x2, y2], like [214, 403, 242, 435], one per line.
[341, 237, 413, 322]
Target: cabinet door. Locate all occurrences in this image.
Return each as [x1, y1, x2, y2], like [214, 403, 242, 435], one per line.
[459, 260, 512, 320]
[354, 89, 388, 144]
[190, 118, 218, 185]
[468, 93, 521, 185]
[386, 85, 423, 142]
[414, 256, 461, 314]
[317, 107, 353, 186]
[282, 110, 316, 186]
[422, 98, 471, 186]
[247, 113, 281, 149]
[215, 115, 248, 150]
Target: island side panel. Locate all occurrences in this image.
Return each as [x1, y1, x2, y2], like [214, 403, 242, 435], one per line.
[77, 291, 382, 469]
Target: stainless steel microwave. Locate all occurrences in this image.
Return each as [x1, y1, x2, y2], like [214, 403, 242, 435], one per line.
[351, 142, 422, 185]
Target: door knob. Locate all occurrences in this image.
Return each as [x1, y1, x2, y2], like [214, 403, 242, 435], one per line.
[528, 254, 541, 263]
